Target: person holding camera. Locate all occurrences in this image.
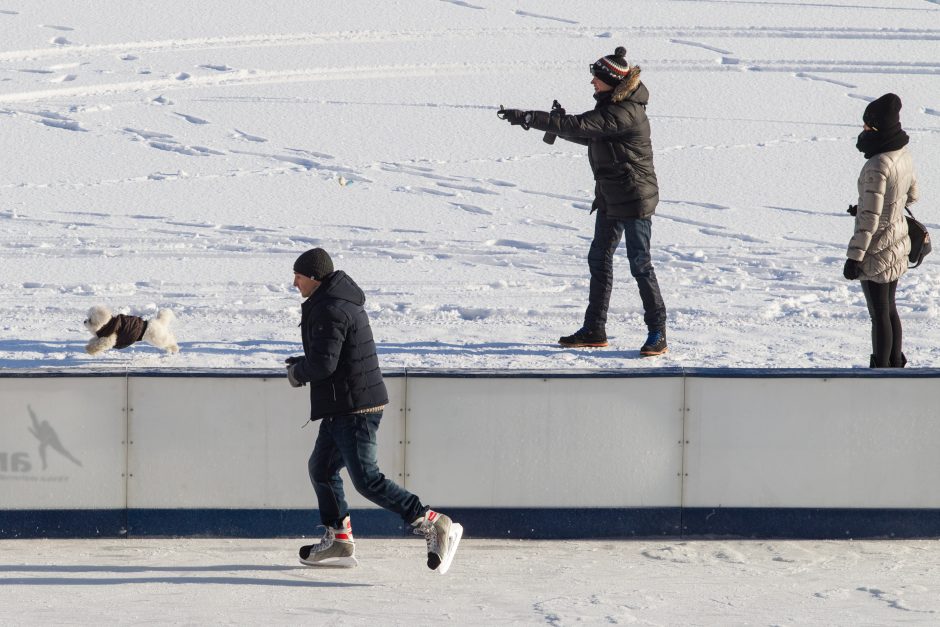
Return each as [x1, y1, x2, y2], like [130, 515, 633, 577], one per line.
[500, 47, 667, 356]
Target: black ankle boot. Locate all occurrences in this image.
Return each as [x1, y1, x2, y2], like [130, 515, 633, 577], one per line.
[869, 354, 876, 368]
[891, 353, 907, 368]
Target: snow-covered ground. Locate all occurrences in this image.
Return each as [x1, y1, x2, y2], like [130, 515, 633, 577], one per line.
[3, 538, 940, 625]
[1, 0, 939, 372]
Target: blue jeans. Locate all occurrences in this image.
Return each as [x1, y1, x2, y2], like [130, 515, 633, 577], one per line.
[585, 212, 667, 332]
[309, 411, 425, 528]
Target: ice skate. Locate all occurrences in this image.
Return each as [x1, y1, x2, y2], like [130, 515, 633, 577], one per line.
[413, 509, 463, 575]
[298, 516, 358, 568]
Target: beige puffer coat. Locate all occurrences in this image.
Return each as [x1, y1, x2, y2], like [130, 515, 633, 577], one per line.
[847, 147, 918, 283]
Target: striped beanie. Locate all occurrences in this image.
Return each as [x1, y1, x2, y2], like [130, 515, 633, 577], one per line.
[590, 46, 629, 87]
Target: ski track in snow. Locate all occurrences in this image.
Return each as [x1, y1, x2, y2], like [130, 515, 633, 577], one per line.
[1, 2, 939, 370]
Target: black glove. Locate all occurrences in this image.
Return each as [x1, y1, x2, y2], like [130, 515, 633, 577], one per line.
[286, 363, 305, 387]
[285, 355, 304, 365]
[843, 258, 860, 280]
[847, 204, 858, 217]
[499, 108, 529, 128]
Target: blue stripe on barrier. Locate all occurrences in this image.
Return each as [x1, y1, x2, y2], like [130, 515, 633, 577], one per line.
[682, 508, 940, 539]
[3, 508, 938, 539]
[0, 510, 126, 538]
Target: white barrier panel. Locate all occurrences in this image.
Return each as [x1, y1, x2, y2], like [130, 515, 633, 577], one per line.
[683, 376, 940, 508]
[404, 376, 685, 507]
[0, 376, 125, 509]
[126, 376, 405, 509]
[5, 370, 940, 539]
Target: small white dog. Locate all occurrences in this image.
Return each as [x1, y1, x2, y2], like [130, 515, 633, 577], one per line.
[84, 305, 179, 355]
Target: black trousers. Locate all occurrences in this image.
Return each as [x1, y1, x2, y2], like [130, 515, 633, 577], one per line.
[584, 212, 667, 333]
[860, 279, 903, 368]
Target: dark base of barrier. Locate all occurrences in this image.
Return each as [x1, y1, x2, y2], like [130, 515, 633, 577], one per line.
[682, 507, 940, 539]
[2, 507, 939, 539]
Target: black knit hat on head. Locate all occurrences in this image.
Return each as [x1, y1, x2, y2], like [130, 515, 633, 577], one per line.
[863, 93, 902, 132]
[590, 46, 629, 87]
[293, 247, 334, 280]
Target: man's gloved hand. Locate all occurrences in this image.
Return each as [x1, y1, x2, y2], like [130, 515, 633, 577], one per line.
[500, 108, 529, 127]
[847, 204, 858, 217]
[285, 355, 304, 366]
[286, 363, 305, 388]
[843, 258, 861, 280]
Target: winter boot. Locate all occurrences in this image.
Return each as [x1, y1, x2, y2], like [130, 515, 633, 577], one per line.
[559, 327, 608, 348]
[640, 329, 668, 356]
[891, 353, 908, 368]
[870, 354, 877, 368]
[299, 515, 358, 568]
[412, 509, 463, 575]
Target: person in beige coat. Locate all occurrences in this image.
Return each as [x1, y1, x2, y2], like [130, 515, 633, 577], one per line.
[843, 93, 918, 368]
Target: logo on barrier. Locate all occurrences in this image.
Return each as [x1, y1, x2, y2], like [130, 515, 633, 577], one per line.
[0, 405, 82, 482]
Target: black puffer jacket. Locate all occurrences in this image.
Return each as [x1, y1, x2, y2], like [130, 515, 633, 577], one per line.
[293, 270, 388, 420]
[527, 66, 659, 218]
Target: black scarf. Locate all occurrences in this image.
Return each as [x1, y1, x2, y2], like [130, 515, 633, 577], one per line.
[856, 126, 909, 159]
[593, 90, 613, 108]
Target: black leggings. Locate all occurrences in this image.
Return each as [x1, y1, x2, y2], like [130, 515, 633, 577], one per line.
[860, 280, 902, 367]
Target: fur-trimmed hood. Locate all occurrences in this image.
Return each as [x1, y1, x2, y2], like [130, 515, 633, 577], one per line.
[610, 65, 647, 105]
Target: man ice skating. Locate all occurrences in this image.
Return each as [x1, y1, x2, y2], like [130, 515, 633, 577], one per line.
[499, 47, 668, 356]
[286, 247, 462, 573]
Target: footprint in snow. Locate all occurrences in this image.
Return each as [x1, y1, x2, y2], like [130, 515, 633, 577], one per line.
[32, 111, 85, 131]
[436, 181, 500, 195]
[174, 112, 209, 125]
[123, 127, 175, 140]
[439, 0, 484, 8]
[199, 64, 234, 72]
[449, 202, 492, 216]
[174, 72, 191, 81]
[120, 54, 138, 61]
[40, 24, 74, 31]
[514, 10, 577, 24]
[232, 129, 267, 143]
[149, 142, 223, 157]
[50, 36, 72, 45]
[286, 147, 334, 159]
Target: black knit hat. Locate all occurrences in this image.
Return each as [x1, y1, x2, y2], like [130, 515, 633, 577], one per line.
[293, 247, 334, 280]
[590, 46, 629, 87]
[863, 93, 902, 132]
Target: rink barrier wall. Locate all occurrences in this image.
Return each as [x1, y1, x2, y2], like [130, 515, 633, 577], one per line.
[2, 368, 939, 539]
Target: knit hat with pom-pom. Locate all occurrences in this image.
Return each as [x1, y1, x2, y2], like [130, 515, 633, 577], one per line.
[590, 46, 629, 87]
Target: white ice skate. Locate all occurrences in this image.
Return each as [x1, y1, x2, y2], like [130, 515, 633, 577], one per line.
[414, 510, 463, 575]
[298, 516, 358, 568]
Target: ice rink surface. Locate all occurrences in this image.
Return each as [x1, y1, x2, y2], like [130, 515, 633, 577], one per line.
[3, 537, 940, 625]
